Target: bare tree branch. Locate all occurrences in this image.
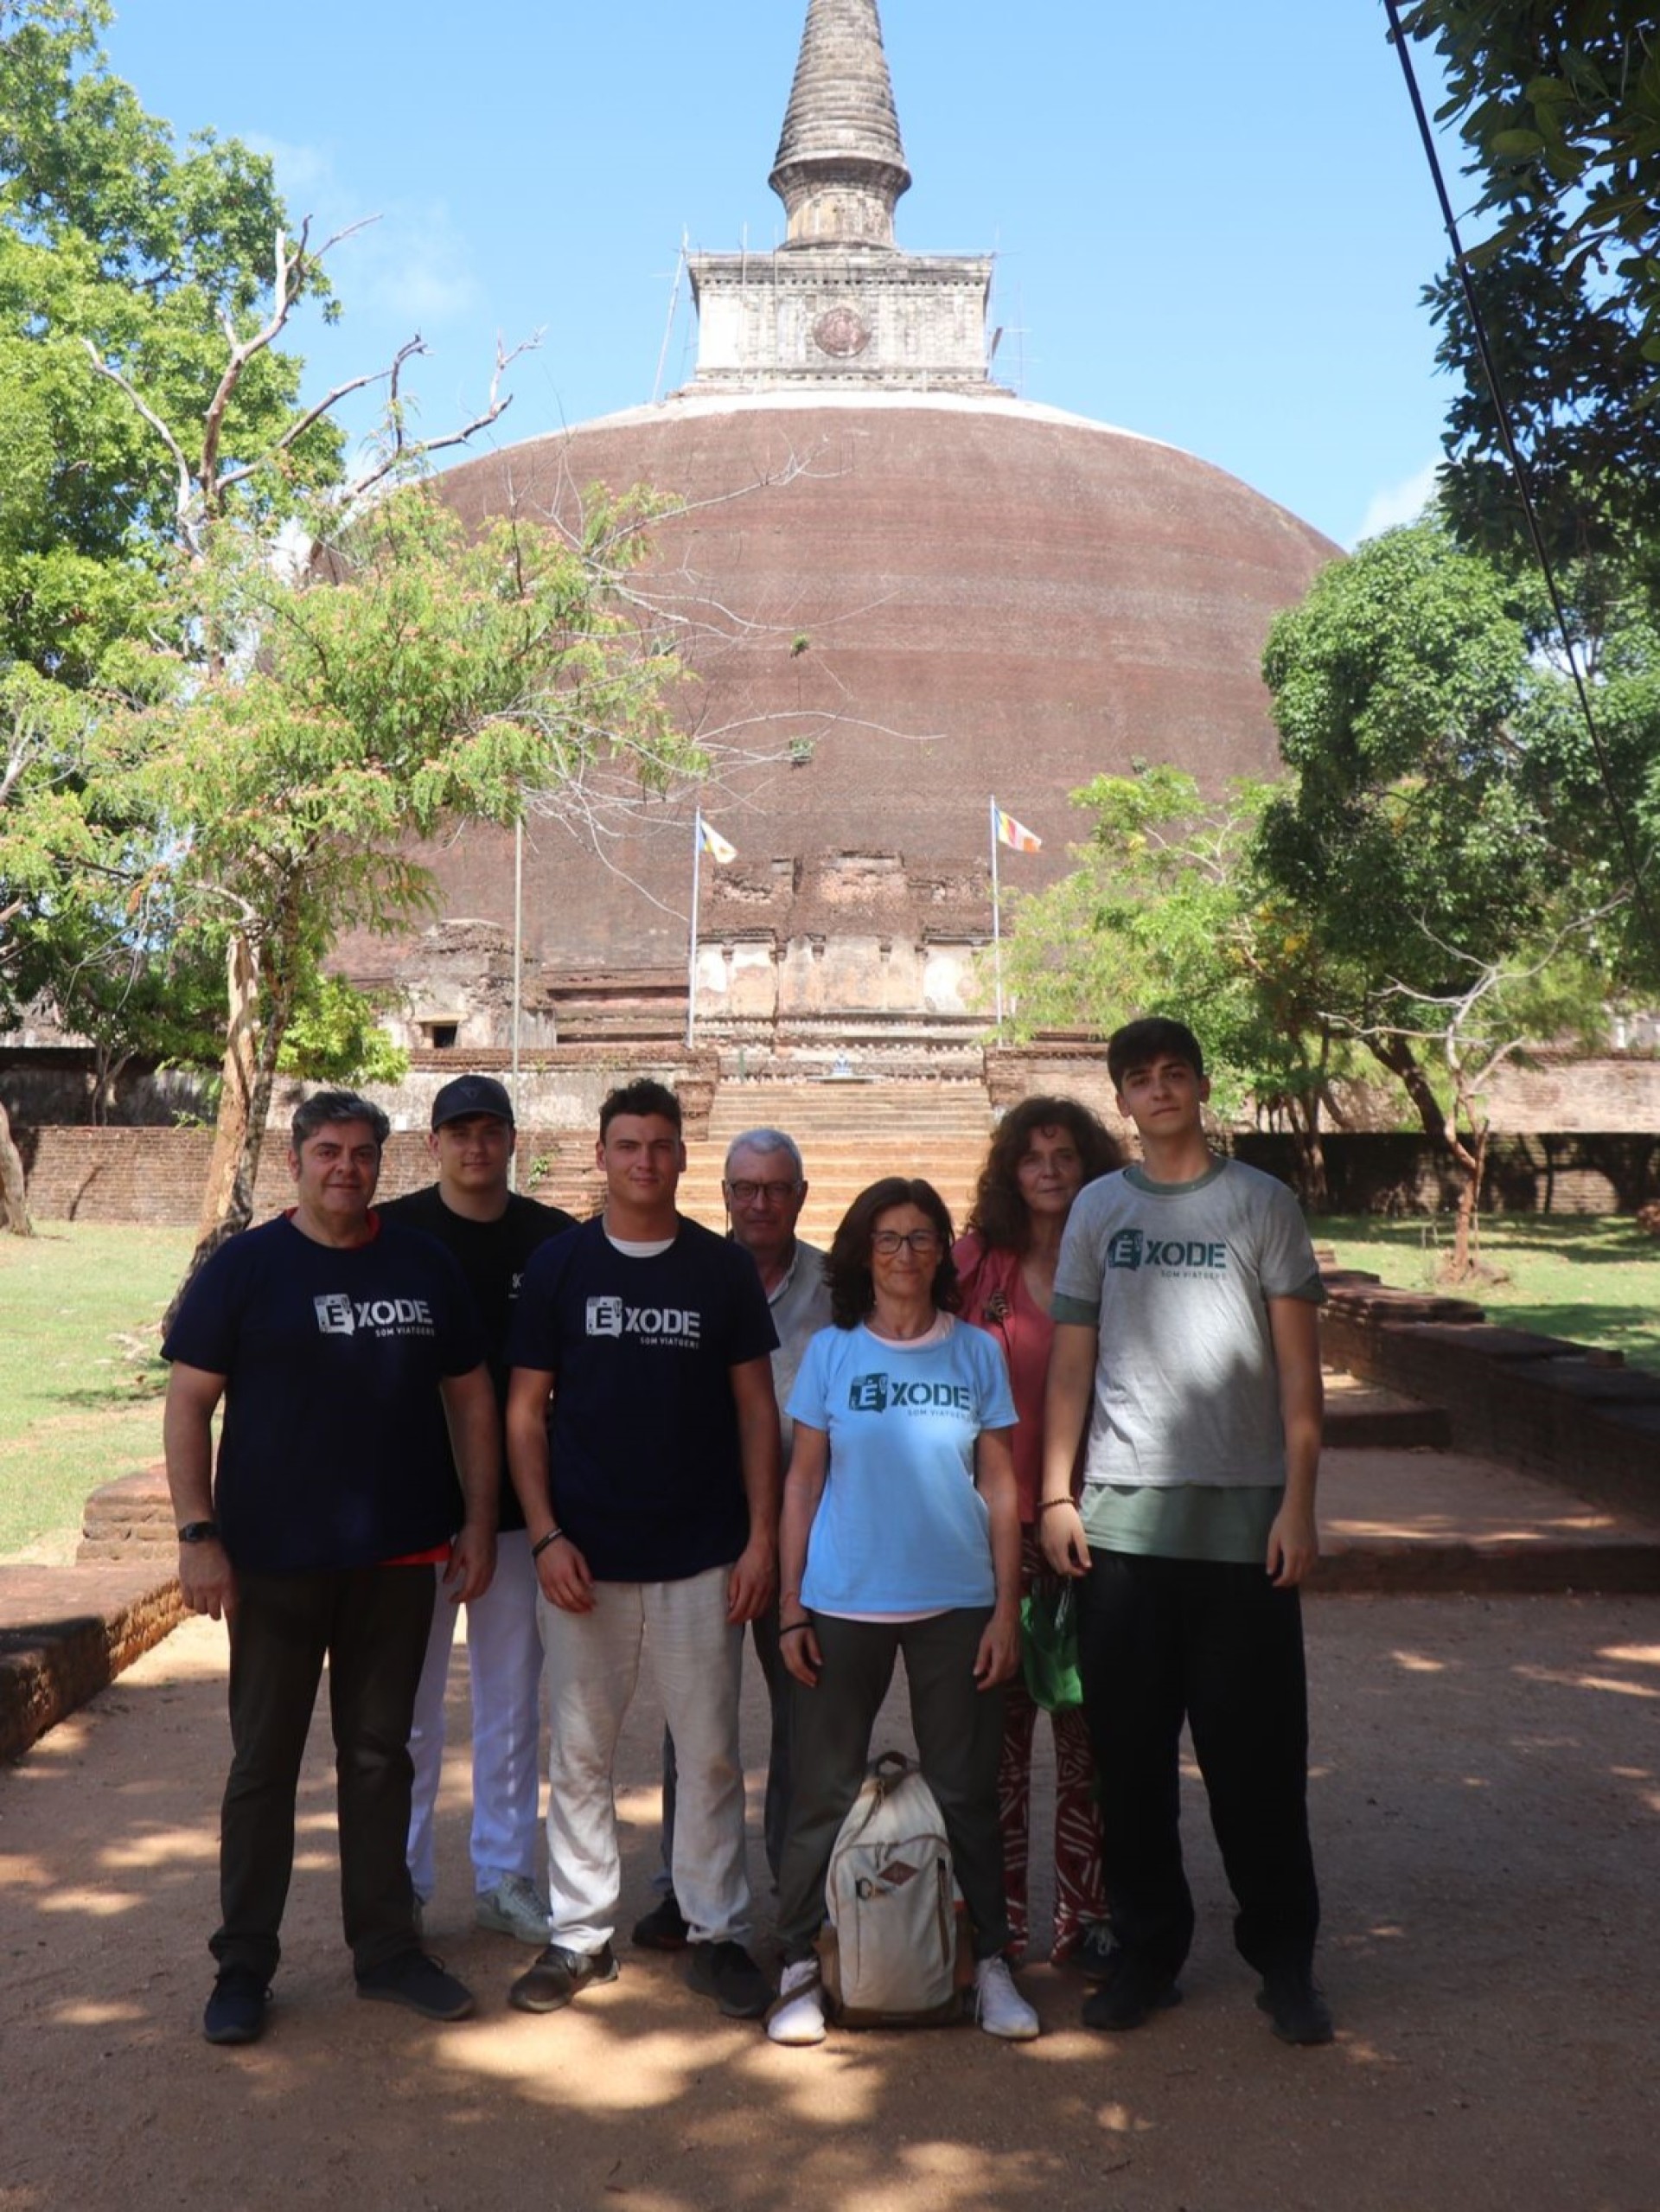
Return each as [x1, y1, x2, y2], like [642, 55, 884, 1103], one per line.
[343, 329, 539, 507]
[83, 340, 197, 547]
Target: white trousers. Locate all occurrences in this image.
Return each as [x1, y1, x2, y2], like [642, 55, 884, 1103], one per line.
[406, 1528, 543, 1901]
[539, 1563, 750, 1953]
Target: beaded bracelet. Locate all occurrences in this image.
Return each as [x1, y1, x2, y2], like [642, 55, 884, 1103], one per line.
[1038, 1496, 1076, 1516]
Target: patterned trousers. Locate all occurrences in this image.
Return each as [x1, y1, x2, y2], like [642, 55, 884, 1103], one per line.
[999, 1528, 1108, 1961]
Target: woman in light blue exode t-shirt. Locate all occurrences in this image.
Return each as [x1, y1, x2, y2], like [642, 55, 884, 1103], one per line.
[767, 1177, 1040, 2048]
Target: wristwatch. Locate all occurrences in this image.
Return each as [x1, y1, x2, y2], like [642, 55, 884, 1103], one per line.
[177, 1520, 220, 1544]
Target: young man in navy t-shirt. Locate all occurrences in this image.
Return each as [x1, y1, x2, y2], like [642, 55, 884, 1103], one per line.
[380, 1072, 576, 1947]
[163, 1090, 498, 2048]
[504, 1081, 780, 2023]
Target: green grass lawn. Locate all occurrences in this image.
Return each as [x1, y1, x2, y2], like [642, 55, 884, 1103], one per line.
[1314, 1212, 1660, 1376]
[0, 1220, 191, 1558]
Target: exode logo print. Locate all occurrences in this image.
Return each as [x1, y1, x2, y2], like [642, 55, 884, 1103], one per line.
[313, 1293, 436, 1338]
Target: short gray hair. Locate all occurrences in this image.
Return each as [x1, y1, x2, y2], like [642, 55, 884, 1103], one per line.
[724, 1127, 804, 1181]
[291, 1089, 390, 1152]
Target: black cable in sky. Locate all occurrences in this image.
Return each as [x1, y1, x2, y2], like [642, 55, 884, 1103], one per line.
[1382, 0, 1660, 958]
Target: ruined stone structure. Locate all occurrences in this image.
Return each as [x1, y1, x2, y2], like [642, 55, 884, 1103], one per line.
[340, 0, 1340, 1068]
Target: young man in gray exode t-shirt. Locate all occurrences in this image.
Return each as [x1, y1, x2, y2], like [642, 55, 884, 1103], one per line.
[1039, 1017, 1333, 2047]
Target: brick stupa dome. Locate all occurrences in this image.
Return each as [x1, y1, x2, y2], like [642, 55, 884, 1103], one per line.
[353, 3, 1338, 1063]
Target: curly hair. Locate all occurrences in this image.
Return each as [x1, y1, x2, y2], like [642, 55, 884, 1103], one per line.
[826, 1177, 961, 1328]
[964, 1095, 1121, 1254]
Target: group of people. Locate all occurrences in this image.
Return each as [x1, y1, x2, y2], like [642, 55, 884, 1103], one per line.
[163, 1014, 1332, 2055]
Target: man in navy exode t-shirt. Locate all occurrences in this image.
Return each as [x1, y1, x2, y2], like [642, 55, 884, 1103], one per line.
[379, 1072, 577, 1947]
[163, 1090, 500, 2049]
[634, 1123, 830, 1953]
[504, 1079, 781, 2023]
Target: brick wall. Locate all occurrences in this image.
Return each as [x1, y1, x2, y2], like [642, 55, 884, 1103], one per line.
[16, 1127, 605, 1227]
[1320, 1286, 1660, 1523]
[1234, 1131, 1660, 1215]
[15, 1112, 1660, 1225]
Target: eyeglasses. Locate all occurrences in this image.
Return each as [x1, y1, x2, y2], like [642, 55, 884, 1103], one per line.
[872, 1229, 942, 1256]
[725, 1180, 801, 1205]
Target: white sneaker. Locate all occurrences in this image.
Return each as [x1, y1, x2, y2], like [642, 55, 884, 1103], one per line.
[974, 1955, 1040, 2041]
[475, 1873, 552, 1946]
[767, 1959, 827, 2045]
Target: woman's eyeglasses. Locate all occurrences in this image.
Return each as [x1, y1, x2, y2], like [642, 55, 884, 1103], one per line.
[872, 1229, 942, 1256]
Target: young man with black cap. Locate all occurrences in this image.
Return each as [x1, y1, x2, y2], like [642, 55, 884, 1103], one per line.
[380, 1073, 577, 1946]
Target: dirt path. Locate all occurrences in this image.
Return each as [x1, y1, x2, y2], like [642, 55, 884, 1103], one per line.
[3, 1594, 1657, 2212]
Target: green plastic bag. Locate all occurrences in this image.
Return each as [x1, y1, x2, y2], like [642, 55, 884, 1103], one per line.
[1019, 1580, 1082, 1713]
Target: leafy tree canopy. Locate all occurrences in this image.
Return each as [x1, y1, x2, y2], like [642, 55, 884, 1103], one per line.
[0, 0, 340, 685]
[1256, 514, 1645, 1263]
[1399, 3, 1660, 566]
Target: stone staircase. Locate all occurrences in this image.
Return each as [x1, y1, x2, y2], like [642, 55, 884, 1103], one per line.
[678, 1077, 997, 1243]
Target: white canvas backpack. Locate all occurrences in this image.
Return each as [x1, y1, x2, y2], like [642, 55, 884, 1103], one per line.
[818, 1752, 967, 2028]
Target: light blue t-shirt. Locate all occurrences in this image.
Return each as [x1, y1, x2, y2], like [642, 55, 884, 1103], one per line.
[788, 1316, 1018, 1615]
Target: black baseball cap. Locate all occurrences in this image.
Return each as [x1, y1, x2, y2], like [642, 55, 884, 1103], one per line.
[431, 1075, 515, 1130]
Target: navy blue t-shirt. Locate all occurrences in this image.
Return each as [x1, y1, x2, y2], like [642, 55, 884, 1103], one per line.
[377, 1185, 576, 1533]
[163, 1213, 487, 1575]
[508, 1215, 778, 1582]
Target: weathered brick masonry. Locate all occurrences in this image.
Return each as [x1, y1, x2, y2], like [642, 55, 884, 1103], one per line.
[0, 1566, 186, 1762]
[1320, 1283, 1660, 1525]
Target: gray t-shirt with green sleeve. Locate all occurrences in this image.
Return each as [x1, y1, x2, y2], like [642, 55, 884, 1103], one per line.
[1052, 1157, 1325, 1495]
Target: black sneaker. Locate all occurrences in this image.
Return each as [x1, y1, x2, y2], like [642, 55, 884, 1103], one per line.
[630, 1891, 691, 1951]
[508, 1940, 619, 2015]
[686, 1939, 769, 2020]
[1257, 1968, 1335, 2046]
[1077, 1922, 1118, 1983]
[355, 1949, 476, 2022]
[203, 1966, 269, 2046]
[1080, 1950, 1183, 2031]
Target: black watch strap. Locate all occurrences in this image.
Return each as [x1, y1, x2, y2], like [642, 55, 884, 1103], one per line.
[177, 1520, 220, 1544]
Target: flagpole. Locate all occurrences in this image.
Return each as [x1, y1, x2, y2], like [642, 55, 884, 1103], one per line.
[510, 815, 523, 1191]
[989, 796, 1004, 1035]
[686, 809, 703, 1048]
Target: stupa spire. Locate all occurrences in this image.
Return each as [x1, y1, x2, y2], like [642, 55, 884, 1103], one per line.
[769, 0, 911, 250]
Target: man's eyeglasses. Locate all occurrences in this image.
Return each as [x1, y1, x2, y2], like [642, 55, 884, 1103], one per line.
[872, 1229, 942, 1256]
[725, 1180, 801, 1205]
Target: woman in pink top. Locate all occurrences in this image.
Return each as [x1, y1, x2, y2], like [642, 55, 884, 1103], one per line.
[954, 1095, 1120, 1965]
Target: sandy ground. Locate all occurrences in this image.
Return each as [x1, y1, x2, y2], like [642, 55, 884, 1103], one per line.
[2, 1593, 1657, 2212]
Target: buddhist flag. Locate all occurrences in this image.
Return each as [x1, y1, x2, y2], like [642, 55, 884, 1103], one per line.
[699, 815, 737, 864]
[995, 808, 1042, 854]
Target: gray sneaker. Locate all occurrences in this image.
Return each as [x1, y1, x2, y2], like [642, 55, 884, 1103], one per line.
[475, 1874, 551, 1946]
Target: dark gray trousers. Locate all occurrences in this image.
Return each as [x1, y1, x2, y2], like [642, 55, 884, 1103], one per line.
[211, 1564, 434, 1982]
[775, 1607, 1010, 1963]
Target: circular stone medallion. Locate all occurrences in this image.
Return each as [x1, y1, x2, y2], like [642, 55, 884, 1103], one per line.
[812, 305, 872, 358]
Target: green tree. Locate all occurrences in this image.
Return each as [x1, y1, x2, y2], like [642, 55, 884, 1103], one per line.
[995, 765, 1352, 1205]
[0, 0, 351, 1154]
[96, 483, 693, 1283]
[0, 0, 342, 683]
[1398, 3, 1660, 568]
[0, 0, 602, 1261]
[1257, 517, 1629, 1273]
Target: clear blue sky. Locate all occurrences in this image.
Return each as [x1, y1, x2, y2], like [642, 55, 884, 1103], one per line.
[101, 1, 1467, 549]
